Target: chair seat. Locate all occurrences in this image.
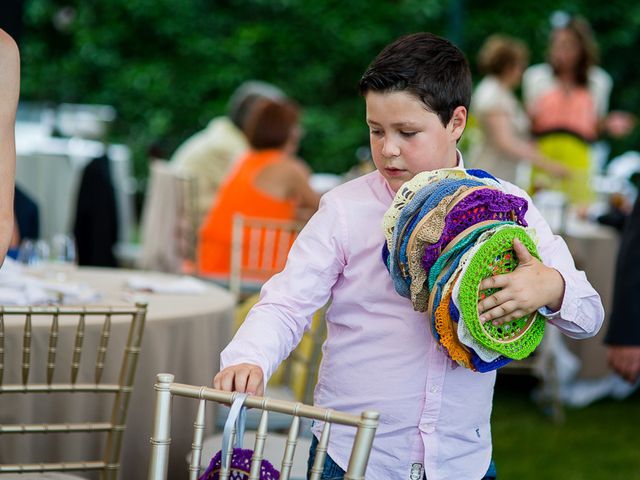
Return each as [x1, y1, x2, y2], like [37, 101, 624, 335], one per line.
[195, 431, 313, 480]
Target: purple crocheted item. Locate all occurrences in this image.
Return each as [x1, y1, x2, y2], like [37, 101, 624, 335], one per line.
[422, 188, 529, 276]
[199, 448, 280, 480]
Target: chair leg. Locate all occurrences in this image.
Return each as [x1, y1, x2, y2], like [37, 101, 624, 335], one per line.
[148, 373, 175, 480]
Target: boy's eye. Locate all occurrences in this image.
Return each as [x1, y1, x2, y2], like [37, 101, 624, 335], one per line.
[400, 131, 417, 137]
[369, 129, 383, 136]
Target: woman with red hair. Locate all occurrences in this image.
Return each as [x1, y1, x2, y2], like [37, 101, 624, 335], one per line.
[198, 97, 320, 276]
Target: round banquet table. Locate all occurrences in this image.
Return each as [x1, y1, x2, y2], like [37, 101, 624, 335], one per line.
[0, 266, 236, 480]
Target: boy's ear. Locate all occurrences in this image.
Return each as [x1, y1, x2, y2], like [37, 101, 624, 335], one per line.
[449, 106, 467, 140]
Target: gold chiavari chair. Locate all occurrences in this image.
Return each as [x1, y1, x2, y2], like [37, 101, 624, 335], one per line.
[0, 303, 147, 479]
[148, 373, 379, 480]
[229, 214, 305, 301]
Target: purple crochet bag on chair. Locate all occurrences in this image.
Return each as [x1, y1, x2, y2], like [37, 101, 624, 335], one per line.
[199, 394, 280, 480]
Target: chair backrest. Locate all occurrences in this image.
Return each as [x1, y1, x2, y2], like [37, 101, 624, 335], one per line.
[229, 214, 305, 300]
[148, 373, 379, 480]
[0, 303, 147, 479]
[139, 161, 201, 273]
[174, 170, 201, 274]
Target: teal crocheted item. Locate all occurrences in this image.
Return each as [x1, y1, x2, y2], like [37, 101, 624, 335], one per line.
[427, 221, 511, 293]
[457, 226, 546, 360]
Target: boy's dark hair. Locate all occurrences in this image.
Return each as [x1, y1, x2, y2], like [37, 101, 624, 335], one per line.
[359, 32, 472, 127]
[243, 97, 300, 150]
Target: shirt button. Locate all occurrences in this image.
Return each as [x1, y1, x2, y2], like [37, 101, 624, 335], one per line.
[421, 423, 436, 434]
[430, 385, 439, 393]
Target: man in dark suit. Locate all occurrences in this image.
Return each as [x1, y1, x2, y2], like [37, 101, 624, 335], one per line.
[605, 192, 640, 383]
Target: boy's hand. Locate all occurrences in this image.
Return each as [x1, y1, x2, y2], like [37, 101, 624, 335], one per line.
[213, 363, 264, 396]
[477, 238, 565, 326]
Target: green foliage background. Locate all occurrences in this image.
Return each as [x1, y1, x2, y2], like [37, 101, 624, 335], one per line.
[19, 0, 640, 179]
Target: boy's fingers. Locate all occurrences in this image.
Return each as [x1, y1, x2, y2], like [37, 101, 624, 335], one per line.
[213, 364, 262, 393]
[479, 273, 509, 291]
[480, 300, 522, 324]
[513, 238, 533, 264]
[213, 372, 222, 390]
[478, 290, 503, 314]
[246, 370, 264, 396]
[217, 370, 235, 392]
[233, 368, 250, 393]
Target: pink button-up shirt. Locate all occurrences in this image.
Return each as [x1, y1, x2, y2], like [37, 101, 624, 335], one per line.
[220, 166, 604, 480]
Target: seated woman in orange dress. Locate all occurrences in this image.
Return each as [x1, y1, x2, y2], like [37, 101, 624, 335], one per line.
[197, 97, 321, 276]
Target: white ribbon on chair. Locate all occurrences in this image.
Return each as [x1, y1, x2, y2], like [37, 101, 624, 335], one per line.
[221, 393, 248, 471]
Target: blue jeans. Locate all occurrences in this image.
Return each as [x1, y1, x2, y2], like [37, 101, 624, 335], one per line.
[307, 436, 497, 479]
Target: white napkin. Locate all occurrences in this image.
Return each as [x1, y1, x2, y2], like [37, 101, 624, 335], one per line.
[0, 284, 53, 305]
[126, 275, 208, 295]
[0, 258, 100, 305]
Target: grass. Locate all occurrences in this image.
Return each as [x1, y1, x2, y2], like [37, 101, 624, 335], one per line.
[491, 375, 640, 479]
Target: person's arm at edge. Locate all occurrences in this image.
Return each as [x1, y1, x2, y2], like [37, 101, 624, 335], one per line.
[0, 30, 19, 264]
[605, 193, 640, 383]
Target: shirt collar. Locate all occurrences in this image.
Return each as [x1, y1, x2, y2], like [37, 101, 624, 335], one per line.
[455, 149, 466, 169]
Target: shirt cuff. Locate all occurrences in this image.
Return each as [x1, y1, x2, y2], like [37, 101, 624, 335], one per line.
[538, 305, 561, 318]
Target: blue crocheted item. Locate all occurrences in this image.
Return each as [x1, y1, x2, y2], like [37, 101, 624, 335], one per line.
[381, 242, 390, 269]
[465, 168, 499, 182]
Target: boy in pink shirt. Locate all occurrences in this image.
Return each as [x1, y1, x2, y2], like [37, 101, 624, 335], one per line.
[214, 32, 603, 480]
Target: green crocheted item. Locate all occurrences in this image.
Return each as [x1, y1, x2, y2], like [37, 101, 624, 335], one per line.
[457, 226, 546, 360]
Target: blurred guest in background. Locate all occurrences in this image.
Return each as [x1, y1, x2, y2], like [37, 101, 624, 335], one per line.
[522, 14, 634, 208]
[7, 185, 39, 259]
[171, 80, 284, 223]
[605, 191, 640, 384]
[198, 97, 320, 276]
[73, 155, 119, 267]
[468, 34, 568, 186]
[0, 29, 19, 263]
[0, 0, 24, 46]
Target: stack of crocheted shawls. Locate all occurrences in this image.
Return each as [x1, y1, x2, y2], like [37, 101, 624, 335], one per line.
[382, 168, 545, 372]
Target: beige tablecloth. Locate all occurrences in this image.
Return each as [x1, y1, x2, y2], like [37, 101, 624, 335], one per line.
[0, 267, 235, 480]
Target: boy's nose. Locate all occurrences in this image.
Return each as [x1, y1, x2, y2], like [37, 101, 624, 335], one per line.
[381, 139, 400, 158]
